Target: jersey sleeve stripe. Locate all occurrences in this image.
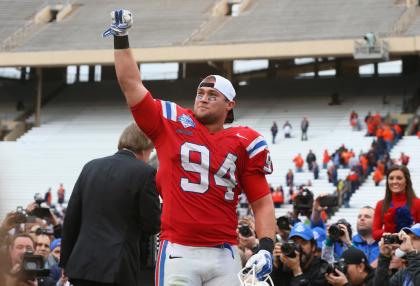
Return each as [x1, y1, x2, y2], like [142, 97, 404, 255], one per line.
[161, 101, 177, 121]
[246, 137, 268, 158]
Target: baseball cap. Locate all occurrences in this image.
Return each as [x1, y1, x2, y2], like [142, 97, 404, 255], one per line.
[50, 238, 61, 251]
[340, 247, 370, 267]
[402, 223, 420, 237]
[198, 75, 236, 123]
[312, 227, 326, 250]
[288, 222, 314, 241]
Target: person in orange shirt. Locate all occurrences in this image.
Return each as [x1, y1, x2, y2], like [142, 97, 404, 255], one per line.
[322, 150, 330, 169]
[393, 124, 402, 140]
[293, 154, 304, 172]
[272, 188, 284, 208]
[359, 154, 368, 174]
[373, 168, 383, 186]
[382, 127, 394, 153]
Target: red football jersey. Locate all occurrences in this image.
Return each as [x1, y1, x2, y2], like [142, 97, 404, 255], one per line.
[131, 92, 273, 246]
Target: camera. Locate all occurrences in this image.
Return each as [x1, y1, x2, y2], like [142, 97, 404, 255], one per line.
[319, 195, 339, 208]
[29, 193, 52, 220]
[238, 225, 253, 237]
[293, 188, 314, 214]
[383, 234, 402, 244]
[329, 219, 352, 242]
[320, 259, 347, 276]
[34, 228, 54, 236]
[12, 206, 28, 224]
[281, 240, 301, 258]
[20, 252, 50, 280]
[276, 216, 293, 230]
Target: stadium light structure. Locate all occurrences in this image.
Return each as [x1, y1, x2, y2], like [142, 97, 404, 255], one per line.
[353, 33, 389, 61]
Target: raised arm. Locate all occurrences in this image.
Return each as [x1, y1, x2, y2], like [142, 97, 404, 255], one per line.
[104, 9, 149, 106]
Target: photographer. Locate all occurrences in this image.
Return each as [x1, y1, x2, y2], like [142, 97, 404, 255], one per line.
[271, 222, 328, 286]
[237, 216, 259, 265]
[3, 233, 38, 286]
[322, 219, 353, 263]
[325, 247, 375, 286]
[374, 223, 420, 286]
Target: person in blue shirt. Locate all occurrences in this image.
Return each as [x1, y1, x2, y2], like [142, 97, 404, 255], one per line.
[311, 195, 379, 264]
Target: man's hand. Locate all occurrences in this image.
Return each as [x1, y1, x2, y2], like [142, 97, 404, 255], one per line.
[398, 230, 416, 253]
[339, 224, 352, 246]
[325, 269, 348, 286]
[273, 242, 282, 268]
[379, 233, 399, 257]
[103, 9, 133, 37]
[1, 212, 18, 231]
[245, 250, 273, 280]
[280, 251, 302, 276]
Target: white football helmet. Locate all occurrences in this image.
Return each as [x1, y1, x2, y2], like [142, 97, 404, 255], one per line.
[238, 264, 274, 286]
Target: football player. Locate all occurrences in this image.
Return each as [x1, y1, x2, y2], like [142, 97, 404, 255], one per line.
[105, 9, 276, 286]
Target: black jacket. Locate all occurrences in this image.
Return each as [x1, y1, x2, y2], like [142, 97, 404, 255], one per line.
[60, 150, 161, 285]
[270, 256, 329, 286]
[374, 252, 420, 286]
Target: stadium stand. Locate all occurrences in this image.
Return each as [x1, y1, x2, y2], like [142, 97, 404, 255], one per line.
[207, 0, 405, 44]
[0, 0, 45, 43]
[330, 135, 420, 231]
[16, 0, 217, 52]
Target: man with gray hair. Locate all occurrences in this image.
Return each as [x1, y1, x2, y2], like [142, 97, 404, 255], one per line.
[60, 123, 161, 286]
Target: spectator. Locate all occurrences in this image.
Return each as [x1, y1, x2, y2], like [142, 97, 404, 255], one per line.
[372, 165, 420, 241]
[350, 111, 359, 131]
[286, 169, 294, 187]
[374, 223, 420, 286]
[373, 168, 384, 187]
[301, 117, 309, 141]
[313, 162, 320, 180]
[60, 123, 161, 286]
[57, 184, 65, 205]
[399, 152, 410, 166]
[321, 218, 353, 263]
[272, 188, 284, 208]
[322, 150, 330, 169]
[271, 121, 278, 144]
[352, 206, 379, 264]
[271, 223, 329, 286]
[326, 247, 375, 286]
[312, 227, 326, 257]
[237, 216, 258, 266]
[306, 150, 316, 171]
[283, 121, 292, 138]
[293, 153, 304, 172]
[3, 233, 38, 286]
[35, 234, 51, 261]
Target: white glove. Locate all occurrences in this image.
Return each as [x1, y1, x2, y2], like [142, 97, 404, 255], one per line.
[245, 250, 273, 280]
[103, 9, 133, 37]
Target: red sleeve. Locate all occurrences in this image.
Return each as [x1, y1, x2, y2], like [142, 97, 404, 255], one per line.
[241, 173, 270, 203]
[414, 198, 420, 223]
[130, 92, 163, 142]
[373, 200, 384, 241]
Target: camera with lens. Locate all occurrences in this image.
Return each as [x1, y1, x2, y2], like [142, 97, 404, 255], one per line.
[319, 195, 339, 208]
[34, 228, 54, 236]
[29, 193, 52, 220]
[20, 252, 50, 280]
[383, 234, 402, 244]
[276, 216, 293, 230]
[281, 240, 301, 258]
[328, 219, 352, 242]
[12, 206, 28, 224]
[238, 224, 253, 237]
[293, 189, 314, 215]
[320, 259, 347, 276]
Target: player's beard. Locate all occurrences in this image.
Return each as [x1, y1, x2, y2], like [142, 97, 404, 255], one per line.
[194, 110, 219, 125]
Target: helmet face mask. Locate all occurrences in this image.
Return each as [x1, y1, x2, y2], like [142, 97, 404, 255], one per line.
[237, 265, 273, 286]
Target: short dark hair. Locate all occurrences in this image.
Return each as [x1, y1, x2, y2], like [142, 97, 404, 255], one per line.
[10, 233, 35, 249]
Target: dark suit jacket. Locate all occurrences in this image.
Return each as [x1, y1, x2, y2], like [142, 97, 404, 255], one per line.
[60, 150, 161, 285]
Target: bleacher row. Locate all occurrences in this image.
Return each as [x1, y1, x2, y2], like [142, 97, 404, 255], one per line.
[1, 78, 417, 231]
[0, 0, 418, 52]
